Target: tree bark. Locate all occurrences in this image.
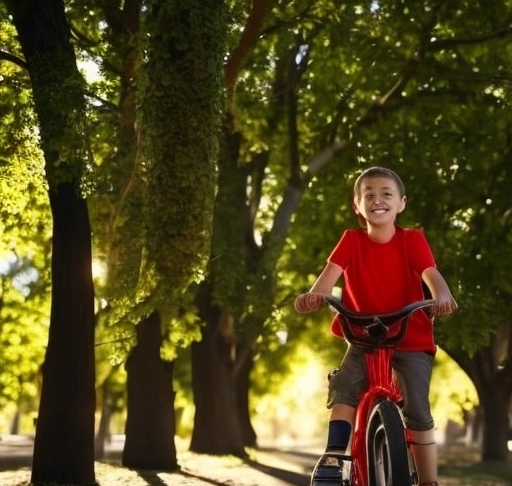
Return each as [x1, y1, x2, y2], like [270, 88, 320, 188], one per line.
[479, 387, 510, 461]
[447, 332, 512, 462]
[123, 311, 178, 471]
[94, 380, 112, 460]
[32, 184, 96, 485]
[190, 284, 246, 456]
[235, 343, 257, 448]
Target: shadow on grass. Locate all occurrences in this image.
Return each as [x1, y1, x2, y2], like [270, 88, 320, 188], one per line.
[136, 470, 178, 486]
[438, 446, 512, 486]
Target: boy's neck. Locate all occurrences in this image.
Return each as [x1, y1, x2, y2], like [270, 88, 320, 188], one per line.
[366, 223, 397, 243]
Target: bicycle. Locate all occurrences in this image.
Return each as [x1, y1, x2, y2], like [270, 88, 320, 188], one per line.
[310, 295, 435, 486]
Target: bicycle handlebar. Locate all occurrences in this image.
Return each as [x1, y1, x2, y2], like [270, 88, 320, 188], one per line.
[325, 295, 435, 347]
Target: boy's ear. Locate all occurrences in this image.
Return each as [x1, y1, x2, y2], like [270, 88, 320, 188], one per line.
[353, 197, 360, 214]
[398, 195, 407, 213]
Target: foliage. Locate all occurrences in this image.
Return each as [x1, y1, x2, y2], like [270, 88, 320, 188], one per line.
[0, 21, 51, 417]
[430, 349, 478, 428]
[60, 0, 227, 366]
[137, 0, 226, 320]
[0, 260, 49, 411]
[251, 341, 328, 441]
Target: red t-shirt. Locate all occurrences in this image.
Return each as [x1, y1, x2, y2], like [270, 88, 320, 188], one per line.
[328, 226, 436, 352]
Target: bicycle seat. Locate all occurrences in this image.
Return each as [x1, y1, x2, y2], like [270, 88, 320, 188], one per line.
[325, 295, 434, 347]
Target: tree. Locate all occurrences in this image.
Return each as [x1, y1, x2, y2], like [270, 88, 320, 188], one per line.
[4, 0, 96, 483]
[190, 0, 274, 455]
[118, 0, 226, 469]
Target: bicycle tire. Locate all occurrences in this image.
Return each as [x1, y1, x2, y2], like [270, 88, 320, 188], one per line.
[367, 399, 413, 486]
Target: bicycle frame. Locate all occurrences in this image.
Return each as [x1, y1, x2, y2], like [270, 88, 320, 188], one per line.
[324, 296, 434, 486]
[350, 348, 402, 486]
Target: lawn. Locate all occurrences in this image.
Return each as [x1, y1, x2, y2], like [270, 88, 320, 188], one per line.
[437, 445, 512, 486]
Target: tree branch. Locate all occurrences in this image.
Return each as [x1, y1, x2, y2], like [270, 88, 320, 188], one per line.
[224, 0, 273, 99]
[0, 49, 27, 70]
[431, 25, 512, 51]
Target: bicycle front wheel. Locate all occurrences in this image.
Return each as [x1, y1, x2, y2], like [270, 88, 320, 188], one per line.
[367, 399, 412, 486]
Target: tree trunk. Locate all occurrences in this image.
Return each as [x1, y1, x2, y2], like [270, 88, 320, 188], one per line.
[190, 332, 246, 456]
[447, 333, 512, 462]
[477, 382, 511, 462]
[123, 311, 178, 471]
[9, 410, 20, 435]
[32, 184, 96, 485]
[94, 380, 112, 460]
[190, 284, 245, 457]
[235, 343, 257, 448]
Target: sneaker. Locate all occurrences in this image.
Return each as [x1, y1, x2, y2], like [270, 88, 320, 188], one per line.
[311, 452, 345, 482]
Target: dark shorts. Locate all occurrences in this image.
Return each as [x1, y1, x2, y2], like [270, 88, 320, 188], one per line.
[327, 346, 435, 431]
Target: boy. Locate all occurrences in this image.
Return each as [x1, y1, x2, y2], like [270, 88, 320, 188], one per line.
[295, 167, 457, 486]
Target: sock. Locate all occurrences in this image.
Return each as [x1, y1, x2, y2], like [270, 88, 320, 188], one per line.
[326, 420, 351, 451]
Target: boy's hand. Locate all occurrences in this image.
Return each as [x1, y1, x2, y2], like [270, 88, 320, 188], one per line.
[294, 292, 325, 313]
[433, 296, 458, 316]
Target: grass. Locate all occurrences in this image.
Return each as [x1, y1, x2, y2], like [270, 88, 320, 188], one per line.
[437, 445, 512, 486]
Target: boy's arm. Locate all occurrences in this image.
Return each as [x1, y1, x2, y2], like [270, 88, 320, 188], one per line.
[294, 262, 343, 313]
[421, 266, 458, 315]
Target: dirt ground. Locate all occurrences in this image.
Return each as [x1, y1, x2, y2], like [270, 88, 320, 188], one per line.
[0, 435, 310, 486]
[0, 435, 510, 486]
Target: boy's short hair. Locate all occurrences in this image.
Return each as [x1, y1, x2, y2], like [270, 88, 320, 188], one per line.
[353, 167, 406, 200]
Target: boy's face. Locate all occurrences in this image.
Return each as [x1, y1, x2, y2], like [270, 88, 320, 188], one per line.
[353, 176, 406, 226]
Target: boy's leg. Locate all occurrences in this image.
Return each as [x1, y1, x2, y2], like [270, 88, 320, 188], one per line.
[312, 404, 354, 482]
[323, 347, 365, 454]
[393, 351, 437, 485]
[312, 347, 365, 482]
[409, 428, 438, 485]
[312, 369, 360, 482]
[327, 403, 355, 450]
